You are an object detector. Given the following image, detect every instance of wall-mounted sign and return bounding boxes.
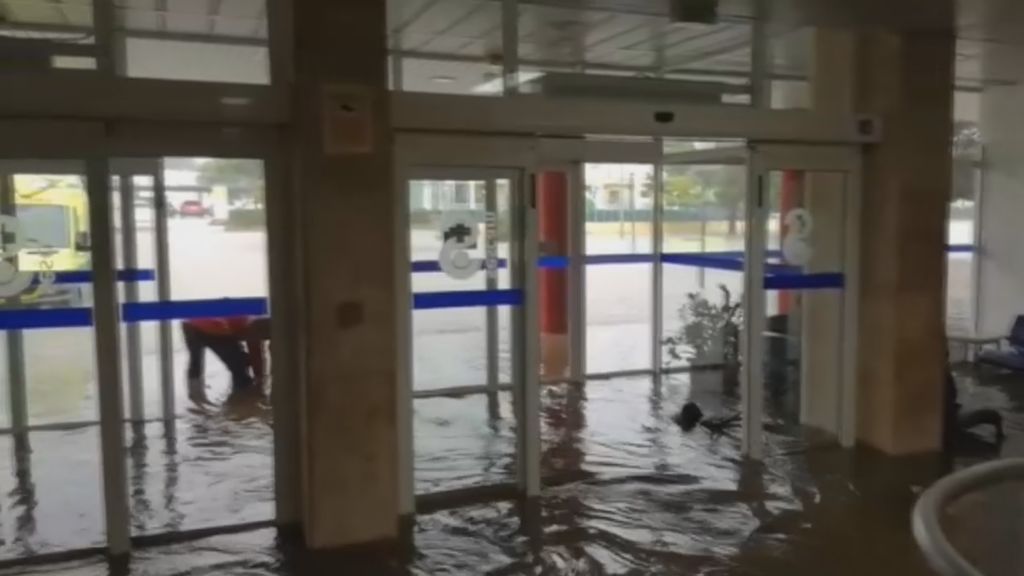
[322,84,374,156]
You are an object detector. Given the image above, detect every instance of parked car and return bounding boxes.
[178,200,209,218]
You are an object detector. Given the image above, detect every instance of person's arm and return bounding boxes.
[248,338,266,381]
[244,318,270,381]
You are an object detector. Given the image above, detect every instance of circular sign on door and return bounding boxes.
[781,208,814,266]
[439,211,484,280]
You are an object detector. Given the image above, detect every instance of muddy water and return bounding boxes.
[3,368,1024,575]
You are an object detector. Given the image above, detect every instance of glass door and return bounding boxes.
[404,167,538,505]
[745,145,861,458]
[110,157,275,539]
[0,159,111,560]
[659,149,748,425]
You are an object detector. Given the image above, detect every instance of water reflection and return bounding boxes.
[4,367,1024,575]
[0,384,275,562]
[9,434,38,555]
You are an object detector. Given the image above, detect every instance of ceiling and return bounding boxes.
[0,0,1018,93]
[388,0,1024,94]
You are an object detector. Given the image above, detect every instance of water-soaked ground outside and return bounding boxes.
[2,361,1022,576]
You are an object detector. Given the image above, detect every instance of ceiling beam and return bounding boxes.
[0,21,269,47]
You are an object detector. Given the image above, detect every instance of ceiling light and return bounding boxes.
[431,75,457,84]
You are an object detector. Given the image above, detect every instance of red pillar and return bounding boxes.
[778,170,804,315]
[538,171,569,377]
[539,171,569,334]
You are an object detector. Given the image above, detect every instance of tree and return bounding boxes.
[695,165,746,235]
[197,159,265,206]
[664,173,705,207]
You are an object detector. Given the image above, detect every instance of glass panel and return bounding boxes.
[0,161,103,560]
[947,129,979,336]
[409,173,519,494]
[412,178,491,391]
[128,157,272,535]
[388,0,501,95]
[660,163,746,422]
[112,173,162,421]
[518,6,752,104]
[116,1,270,84]
[584,163,653,375]
[0,0,96,73]
[762,170,846,449]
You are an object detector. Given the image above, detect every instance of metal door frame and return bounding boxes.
[745,143,863,458]
[0,121,290,563]
[395,134,540,515]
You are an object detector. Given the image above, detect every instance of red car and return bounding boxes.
[178,200,209,218]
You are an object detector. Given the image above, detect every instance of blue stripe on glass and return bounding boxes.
[946,244,975,253]
[413,289,524,310]
[0,307,93,330]
[661,253,744,272]
[43,269,157,285]
[765,273,845,291]
[538,256,570,269]
[123,298,269,322]
[585,254,655,265]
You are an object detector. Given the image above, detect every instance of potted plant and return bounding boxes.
[663,285,743,395]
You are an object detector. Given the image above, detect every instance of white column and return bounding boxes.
[978,41,1024,336]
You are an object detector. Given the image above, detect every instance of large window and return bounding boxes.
[946,88,981,335]
[388,0,757,102]
[0,0,271,84]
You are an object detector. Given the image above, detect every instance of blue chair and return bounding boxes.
[978,315,1024,371]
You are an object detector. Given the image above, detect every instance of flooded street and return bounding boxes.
[3,363,1022,575]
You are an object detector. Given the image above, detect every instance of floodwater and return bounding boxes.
[0,212,990,574]
[3,364,1023,575]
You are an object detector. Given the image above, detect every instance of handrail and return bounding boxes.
[912,458,1024,576]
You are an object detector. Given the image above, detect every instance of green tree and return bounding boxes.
[663,172,705,208]
[197,159,265,206]
[695,166,746,235]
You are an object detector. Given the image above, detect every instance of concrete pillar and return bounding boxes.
[806,24,953,453]
[291,0,398,548]
[853,27,954,454]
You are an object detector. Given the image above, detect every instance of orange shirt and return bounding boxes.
[185,316,266,378]
[185,316,253,337]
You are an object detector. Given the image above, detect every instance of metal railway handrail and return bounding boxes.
[912,458,1024,576]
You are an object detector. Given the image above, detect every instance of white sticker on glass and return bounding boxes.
[439,211,483,280]
[781,208,813,267]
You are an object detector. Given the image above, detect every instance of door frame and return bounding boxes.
[394,134,541,515]
[744,143,863,458]
[0,120,291,561]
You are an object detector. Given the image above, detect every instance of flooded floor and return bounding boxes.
[2,363,1023,575]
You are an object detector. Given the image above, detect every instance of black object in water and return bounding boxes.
[673,402,741,435]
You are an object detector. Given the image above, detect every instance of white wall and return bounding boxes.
[978,43,1024,335]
